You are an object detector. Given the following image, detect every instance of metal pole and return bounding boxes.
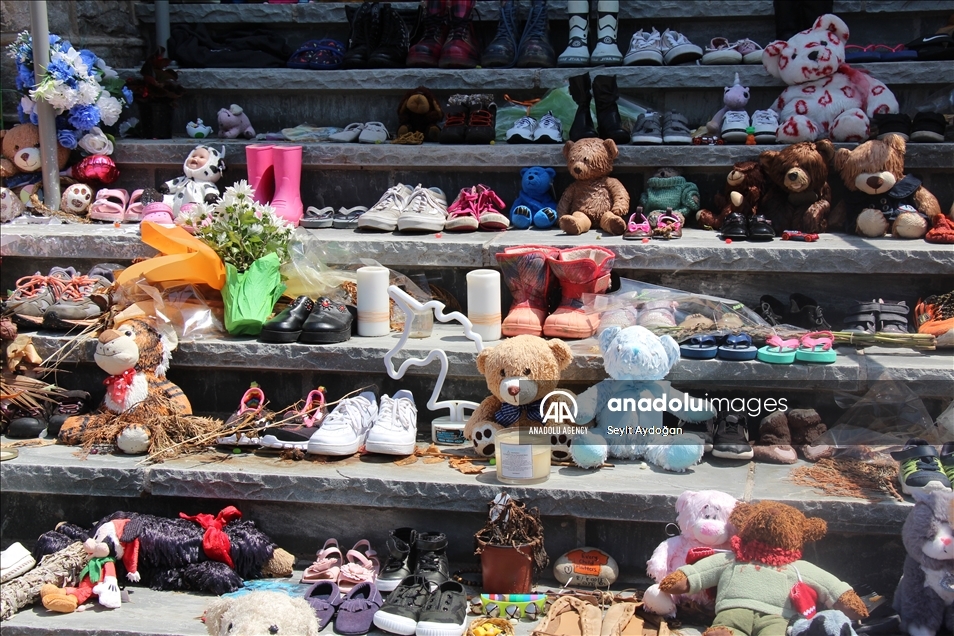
[30,0,60,210]
[155,0,170,53]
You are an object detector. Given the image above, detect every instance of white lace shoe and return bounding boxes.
[357,184,414,231]
[306,391,378,456]
[751,109,779,143]
[397,185,448,232]
[721,110,751,144]
[358,121,390,144]
[533,111,563,143]
[660,29,703,65]
[507,116,537,144]
[624,28,664,66]
[364,390,418,456]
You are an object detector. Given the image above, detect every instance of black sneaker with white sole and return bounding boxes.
[377,528,418,593]
[373,574,431,636]
[678,417,715,453]
[890,438,952,496]
[415,581,468,636]
[414,532,450,584]
[711,413,754,460]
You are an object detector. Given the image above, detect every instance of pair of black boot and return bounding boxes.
[568,73,628,145]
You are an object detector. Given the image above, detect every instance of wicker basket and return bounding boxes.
[466,617,515,636]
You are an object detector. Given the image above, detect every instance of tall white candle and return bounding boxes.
[467,269,501,342]
[357,266,390,337]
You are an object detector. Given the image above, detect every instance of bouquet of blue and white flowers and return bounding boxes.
[6,31,132,153]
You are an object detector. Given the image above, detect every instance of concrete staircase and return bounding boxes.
[1,2,953,633]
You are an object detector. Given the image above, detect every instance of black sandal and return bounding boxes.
[789,293,831,330]
[759,295,787,326]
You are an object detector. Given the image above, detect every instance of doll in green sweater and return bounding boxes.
[639,168,701,229]
[660,500,868,636]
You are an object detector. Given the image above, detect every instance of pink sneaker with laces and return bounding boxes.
[475,184,509,231]
[444,186,480,232]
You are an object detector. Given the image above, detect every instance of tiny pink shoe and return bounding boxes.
[123,189,145,222]
[337,539,379,594]
[475,184,509,231]
[89,188,128,222]
[140,201,176,226]
[444,187,480,232]
[302,538,343,584]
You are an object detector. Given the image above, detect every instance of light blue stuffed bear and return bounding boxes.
[570,325,715,472]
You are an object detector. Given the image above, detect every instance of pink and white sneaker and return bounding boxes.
[443,187,480,232]
[475,185,510,231]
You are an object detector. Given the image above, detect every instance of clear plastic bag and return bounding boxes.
[280,237,356,301]
[113,277,226,341]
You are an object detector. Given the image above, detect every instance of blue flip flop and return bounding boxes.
[680,335,719,359]
[718,333,758,361]
[288,39,326,69]
[309,39,346,70]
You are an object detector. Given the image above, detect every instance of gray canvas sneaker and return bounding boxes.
[397,185,448,232]
[358,184,414,232]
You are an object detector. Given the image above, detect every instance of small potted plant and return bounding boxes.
[125,48,184,139]
[474,493,548,594]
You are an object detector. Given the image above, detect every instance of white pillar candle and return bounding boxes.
[467,269,502,342]
[357,266,390,337]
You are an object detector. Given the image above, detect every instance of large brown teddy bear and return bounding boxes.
[697,161,765,230]
[759,140,835,234]
[0,123,71,180]
[557,138,629,236]
[464,335,573,458]
[830,134,942,239]
[396,86,443,143]
[660,500,868,636]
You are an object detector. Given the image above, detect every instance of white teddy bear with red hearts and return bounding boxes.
[763,14,899,143]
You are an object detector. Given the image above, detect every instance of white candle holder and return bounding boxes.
[466,269,502,342]
[357,266,390,337]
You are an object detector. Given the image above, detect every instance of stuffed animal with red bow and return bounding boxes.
[57,317,191,454]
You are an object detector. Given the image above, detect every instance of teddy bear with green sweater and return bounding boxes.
[639,168,701,229]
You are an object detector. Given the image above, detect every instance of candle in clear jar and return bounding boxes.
[466,269,501,342]
[356,266,390,337]
[495,430,550,484]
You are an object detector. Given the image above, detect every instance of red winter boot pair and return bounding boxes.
[407,0,480,69]
[245,145,304,226]
[495,246,615,339]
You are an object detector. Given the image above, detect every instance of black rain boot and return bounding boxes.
[368,3,410,68]
[592,75,629,144]
[568,72,597,141]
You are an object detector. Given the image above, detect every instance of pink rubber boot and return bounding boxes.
[245,144,275,204]
[270,145,304,226]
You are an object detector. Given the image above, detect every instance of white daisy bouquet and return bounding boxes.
[6,31,131,152]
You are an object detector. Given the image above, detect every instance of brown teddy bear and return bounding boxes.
[759,140,835,234]
[396,86,443,143]
[660,500,869,636]
[697,161,765,230]
[0,123,71,180]
[830,134,942,239]
[557,138,630,236]
[464,335,573,458]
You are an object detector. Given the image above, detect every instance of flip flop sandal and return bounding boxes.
[301,206,335,229]
[845,44,882,63]
[89,188,128,222]
[124,189,145,222]
[680,334,719,359]
[872,44,917,62]
[795,331,837,364]
[302,538,343,583]
[718,333,758,361]
[337,540,379,594]
[288,39,328,69]
[623,208,651,240]
[309,39,346,70]
[756,335,799,364]
[334,206,368,229]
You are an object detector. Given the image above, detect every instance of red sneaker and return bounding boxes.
[439,0,480,69]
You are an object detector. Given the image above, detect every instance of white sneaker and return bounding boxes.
[660,29,703,65]
[0,542,35,583]
[306,391,378,456]
[532,112,563,143]
[721,110,751,144]
[329,123,364,143]
[358,121,390,144]
[751,109,779,143]
[506,116,537,144]
[397,185,448,232]
[623,28,664,66]
[357,184,414,231]
[364,390,418,456]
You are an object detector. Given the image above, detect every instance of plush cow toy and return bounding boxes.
[763,14,898,143]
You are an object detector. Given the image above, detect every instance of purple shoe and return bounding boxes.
[335,581,384,635]
[304,580,341,630]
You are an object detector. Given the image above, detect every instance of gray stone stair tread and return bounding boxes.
[0,440,910,534]
[105,138,954,171]
[117,62,954,91]
[135,0,954,24]
[4,224,953,274]
[24,326,954,390]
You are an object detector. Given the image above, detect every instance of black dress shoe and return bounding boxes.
[259,296,315,343]
[721,212,748,240]
[300,297,354,344]
[748,214,775,241]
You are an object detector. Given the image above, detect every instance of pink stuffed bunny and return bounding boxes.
[707,73,750,135]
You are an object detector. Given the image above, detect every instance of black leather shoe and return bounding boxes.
[748,214,775,241]
[259,296,315,343]
[300,297,354,344]
[46,389,92,438]
[721,212,748,240]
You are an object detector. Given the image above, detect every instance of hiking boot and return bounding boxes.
[915,293,954,340]
[515,0,555,68]
[558,0,590,66]
[543,247,615,339]
[416,581,468,636]
[891,439,952,495]
[46,390,93,438]
[343,1,383,69]
[592,75,628,144]
[358,184,414,231]
[414,532,450,584]
[397,185,448,232]
[42,273,112,330]
[407,0,447,67]
[378,528,418,593]
[465,96,497,144]
[495,245,560,337]
[439,0,480,69]
[711,412,754,460]
[439,98,469,145]
[482,0,518,67]
[372,574,431,635]
[568,73,597,142]
[368,3,410,68]
[2,267,75,326]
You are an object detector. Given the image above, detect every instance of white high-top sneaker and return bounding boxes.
[558,0,590,66]
[590,0,622,65]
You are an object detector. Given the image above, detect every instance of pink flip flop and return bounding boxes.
[302,538,343,584]
[89,188,128,222]
[124,189,145,222]
[337,540,379,594]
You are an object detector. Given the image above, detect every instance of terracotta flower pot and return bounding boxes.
[478,540,534,594]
